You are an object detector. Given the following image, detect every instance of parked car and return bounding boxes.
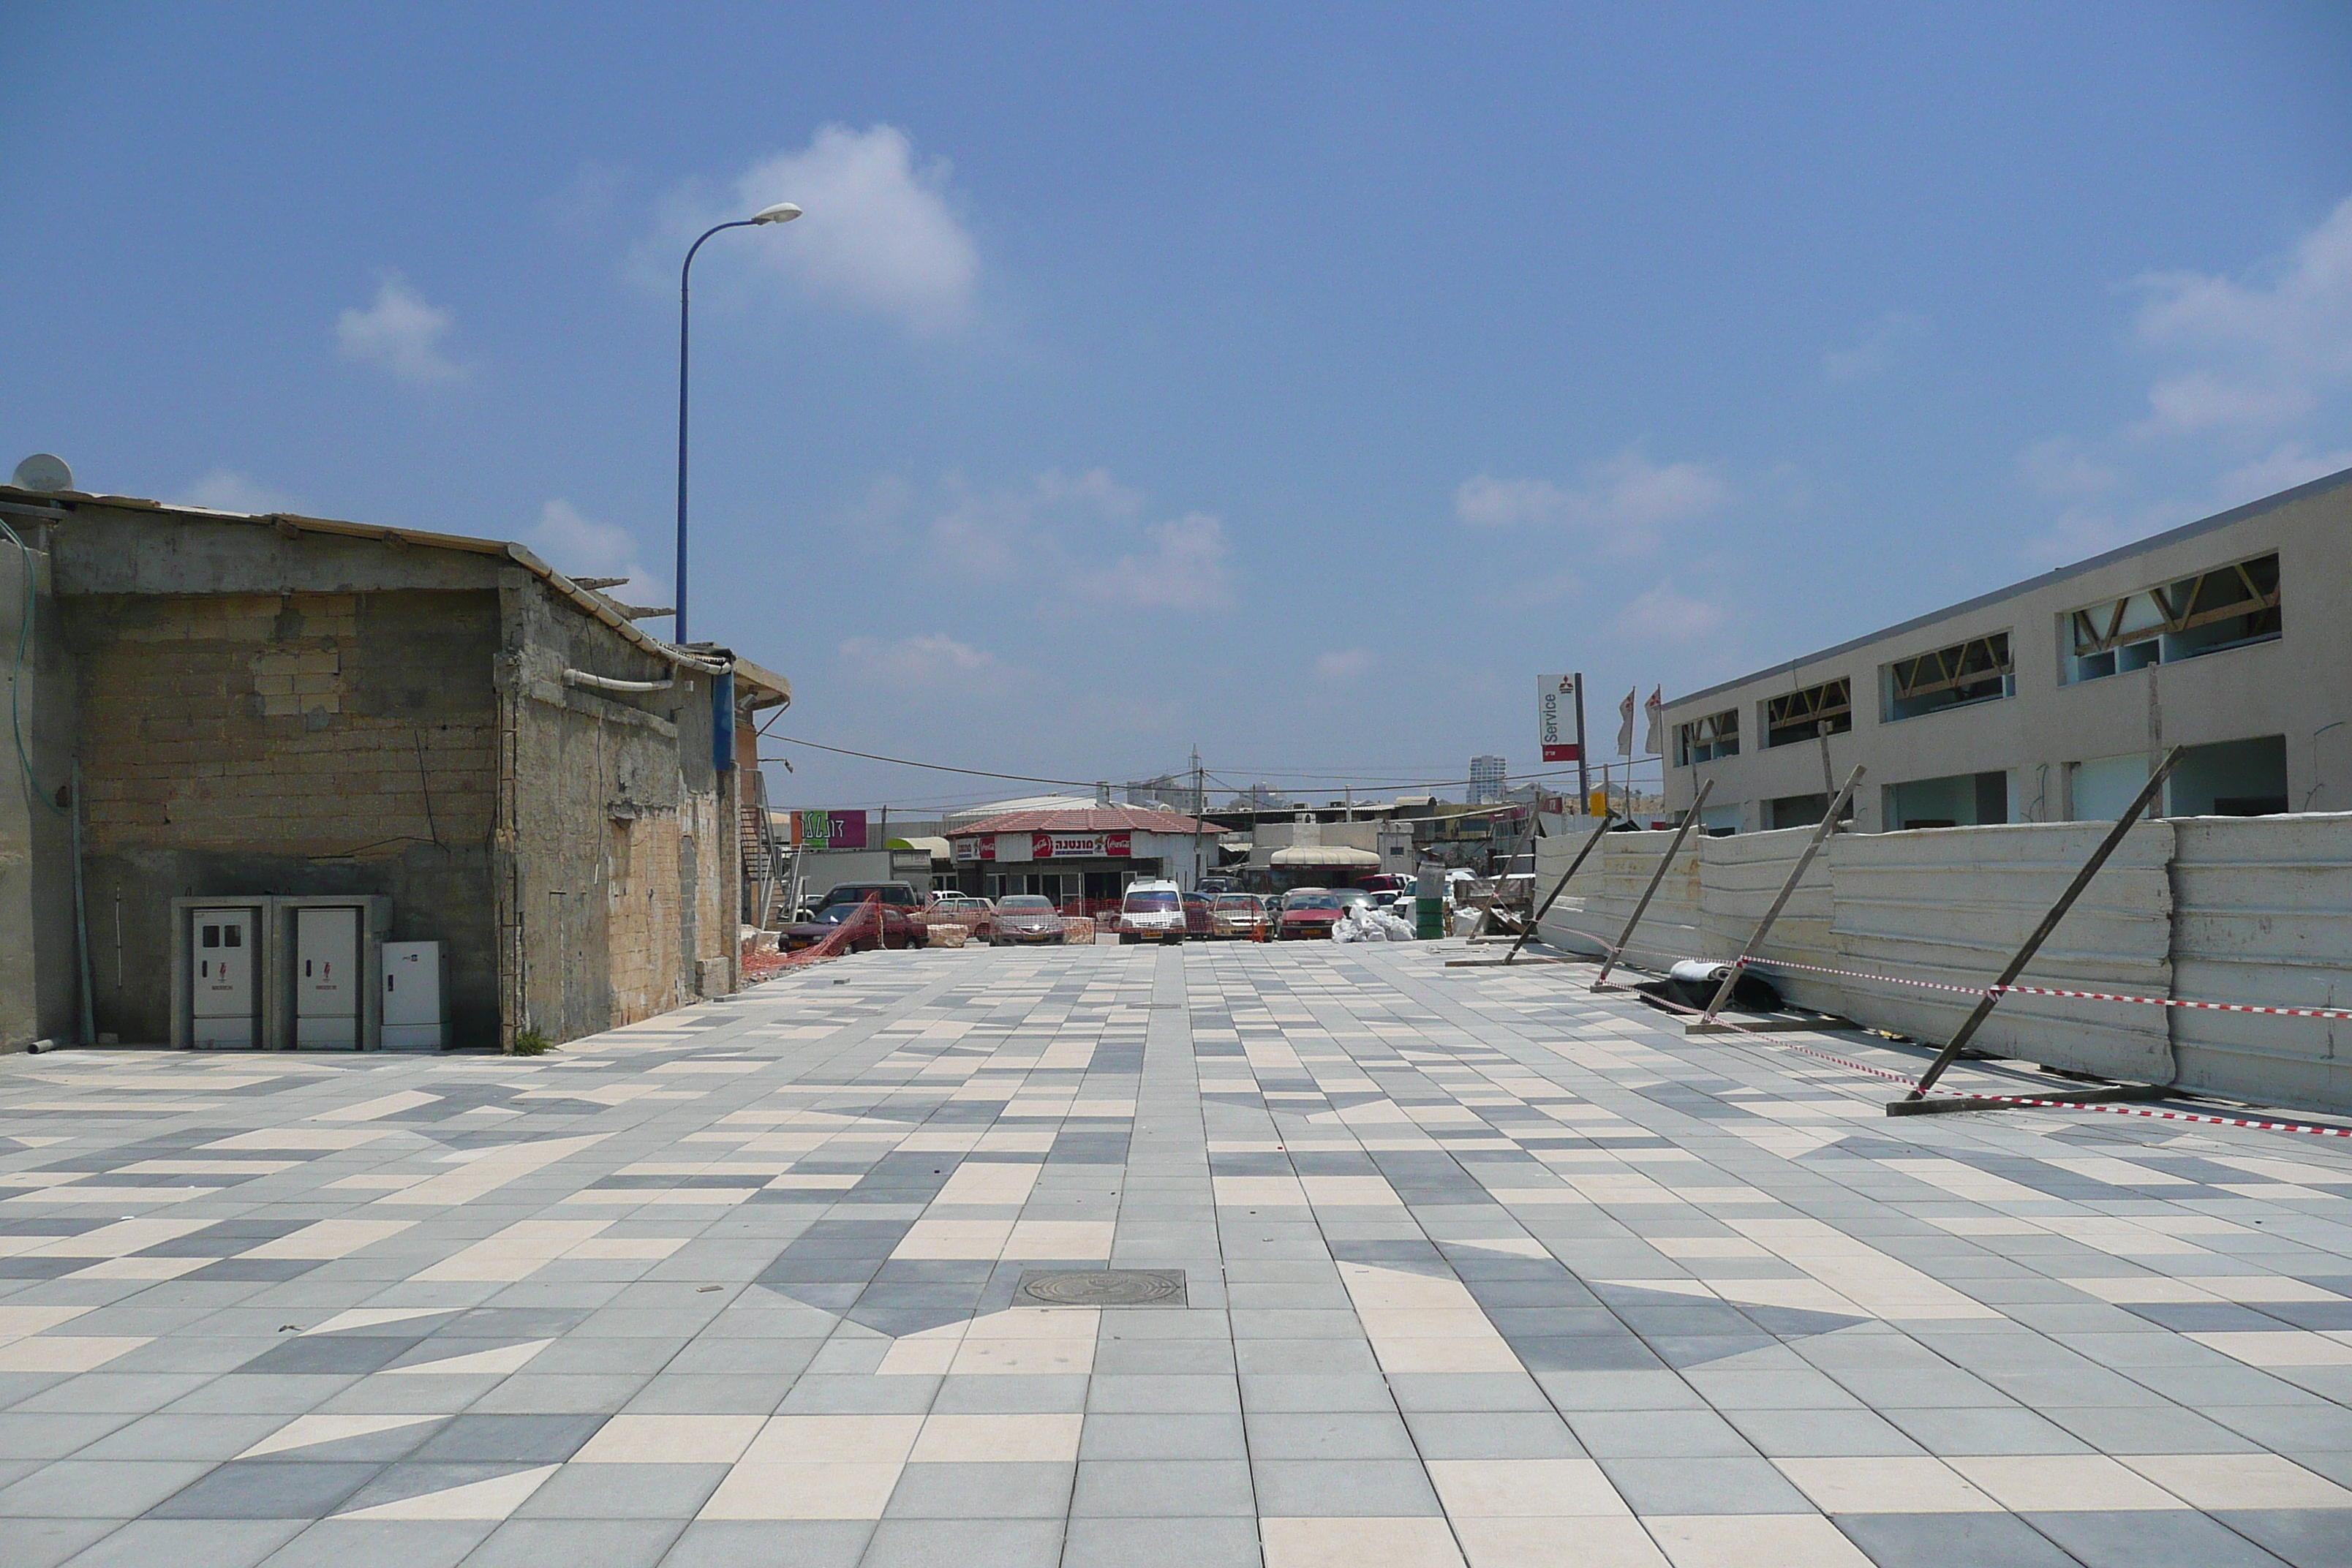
[925,893,995,941]
[1117,880,1187,946]
[779,897,929,953]
[1360,872,1411,895]
[991,894,1066,945]
[1209,892,1269,940]
[1182,890,1214,940]
[1278,888,1347,941]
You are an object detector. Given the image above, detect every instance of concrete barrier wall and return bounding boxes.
[1700,827,1842,1015]
[1828,821,2175,1082]
[2171,815,2352,1109]
[1529,810,2352,1115]
[1538,829,1704,967]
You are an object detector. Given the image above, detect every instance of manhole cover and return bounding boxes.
[1017,1269,1186,1307]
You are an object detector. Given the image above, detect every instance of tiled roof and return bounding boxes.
[953,804,1220,835]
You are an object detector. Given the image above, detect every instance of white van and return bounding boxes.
[1117,879,1186,946]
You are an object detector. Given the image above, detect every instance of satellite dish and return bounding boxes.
[10,453,73,493]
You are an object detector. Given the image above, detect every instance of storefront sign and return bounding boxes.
[1027,830,1139,860]
[790,808,868,849]
[951,836,995,862]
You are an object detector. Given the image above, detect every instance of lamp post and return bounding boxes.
[675,201,801,644]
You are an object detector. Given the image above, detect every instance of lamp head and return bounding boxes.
[751,203,803,225]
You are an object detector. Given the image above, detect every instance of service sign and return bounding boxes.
[790,808,868,849]
[1537,673,1583,764]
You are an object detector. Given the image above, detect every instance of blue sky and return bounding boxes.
[5,4,2350,814]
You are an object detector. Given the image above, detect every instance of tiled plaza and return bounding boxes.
[7,941,2352,1568]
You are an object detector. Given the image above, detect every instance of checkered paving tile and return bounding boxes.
[4,941,2352,1566]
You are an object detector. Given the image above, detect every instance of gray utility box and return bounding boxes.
[380,941,446,1050]
[172,896,392,1050]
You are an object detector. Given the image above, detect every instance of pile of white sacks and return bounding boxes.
[1331,905,1417,942]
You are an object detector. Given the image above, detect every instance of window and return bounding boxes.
[1764,679,1851,748]
[1675,709,1738,766]
[2065,551,2280,684]
[1886,633,2013,721]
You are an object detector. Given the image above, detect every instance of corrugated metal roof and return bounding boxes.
[0,483,789,701]
[954,804,1220,835]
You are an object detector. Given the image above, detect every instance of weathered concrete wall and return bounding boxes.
[62,588,502,1047]
[1537,829,1705,969]
[0,523,83,1052]
[497,570,739,1045]
[1700,827,1842,1015]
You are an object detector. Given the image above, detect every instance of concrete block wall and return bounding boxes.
[63,588,503,1047]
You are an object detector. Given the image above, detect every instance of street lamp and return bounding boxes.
[675,200,801,644]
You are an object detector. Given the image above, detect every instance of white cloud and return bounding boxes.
[1070,514,1233,610]
[1823,311,1929,383]
[838,633,1010,693]
[652,125,979,335]
[2132,195,2352,435]
[1454,453,1730,554]
[1615,581,1726,642]
[1312,648,1375,684]
[336,274,467,385]
[529,500,666,605]
[2016,437,2119,500]
[2214,442,2352,508]
[177,468,295,515]
[2138,371,2313,436]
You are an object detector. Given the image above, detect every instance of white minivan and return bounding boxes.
[1117,879,1186,946]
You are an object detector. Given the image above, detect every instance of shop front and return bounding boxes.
[944,804,1219,905]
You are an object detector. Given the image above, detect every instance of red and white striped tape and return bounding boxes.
[1624,981,2352,1140]
[1739,957,2352,1021]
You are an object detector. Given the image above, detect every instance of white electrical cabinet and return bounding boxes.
[189,906,260,1047]
[172,895,391,1049]
[295,905,361,1047]
[380,941,445,1049]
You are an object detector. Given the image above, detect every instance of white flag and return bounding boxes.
[1616,688,1636,758]
[1643,686,1664,755]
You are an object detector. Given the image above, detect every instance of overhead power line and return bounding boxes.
[764,734,1596,797]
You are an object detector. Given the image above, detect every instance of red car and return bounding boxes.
[780,897,929,953]
[1182,891,1215,940]
[1277,889,1346,941]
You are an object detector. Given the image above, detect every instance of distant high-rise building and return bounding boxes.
[1469,755,1508,805]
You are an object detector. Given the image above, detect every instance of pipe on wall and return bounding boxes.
[562,668,675,695]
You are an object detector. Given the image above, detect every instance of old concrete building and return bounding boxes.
[1660,465,2348,834]
[0,483,786,1054]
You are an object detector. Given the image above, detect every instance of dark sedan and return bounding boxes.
[1182,891,1214,940]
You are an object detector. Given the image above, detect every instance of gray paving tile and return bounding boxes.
[862,1518,1065,1568]
[886,1460,1074,1518]
[0,1460,216,1518]
[1831,1512,2081,1568]
[1249,1458,1441,1515]
[656,1520,873,1568]
[1594,1455,1814,1515]
[1071,1459,1256,1516]
[56,1518,309,1568]
[1062,1516,1262,1568]
[2210,1509,2352,1568]
[2023,1508,2298,1568]
[451,1517,683,1568]
[253,1519,495,1568]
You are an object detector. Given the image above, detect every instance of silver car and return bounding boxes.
[990,894,1066,945]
